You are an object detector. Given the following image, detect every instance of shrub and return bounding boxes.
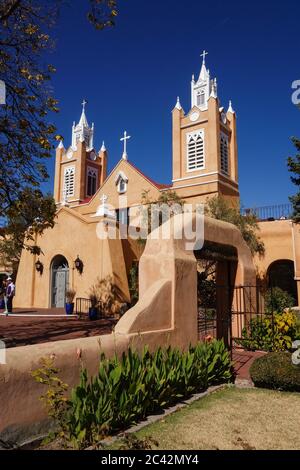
[237,311,299,352]
[250,352,300,392]
[265,287,295,313]
[66,288,76,304]
[33,340,233,448]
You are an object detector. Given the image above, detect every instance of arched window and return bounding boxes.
[64,167,75,198]
[115,171,128,194]
[220,133,229,175]
[87,167,98,197]
[187,130,205,171]
[197,90,205,107]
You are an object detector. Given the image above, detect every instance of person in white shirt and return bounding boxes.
[5,277,15,316]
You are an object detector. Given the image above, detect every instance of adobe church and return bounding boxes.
[14,53,300,309]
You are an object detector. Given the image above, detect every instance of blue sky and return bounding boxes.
[45,0,300,208]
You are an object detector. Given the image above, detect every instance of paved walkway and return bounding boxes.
[0,308,117,348]
[232,349,266,384]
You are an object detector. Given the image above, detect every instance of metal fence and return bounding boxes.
[241,204,293,221]
[198,285,275,351]
[76,298,91,316]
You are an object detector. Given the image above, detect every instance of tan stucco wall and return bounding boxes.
[254,219,300,304]
[1,215,255,444]
[172,96,239,204]
[15,208,130,309]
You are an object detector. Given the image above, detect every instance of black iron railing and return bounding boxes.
[241,204,293,221]
[76,298,91,316]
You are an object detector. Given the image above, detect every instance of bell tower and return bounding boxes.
[172,52,239,205]
[54,102,107,206]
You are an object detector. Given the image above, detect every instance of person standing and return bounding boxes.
[1,279,8,315]
[5,277,15,316]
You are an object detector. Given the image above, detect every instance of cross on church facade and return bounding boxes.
[201,50,208,64]
[82,99,87,110]
[100,194,108,205]
[121,131,131,160]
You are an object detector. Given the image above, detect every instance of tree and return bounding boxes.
[205,195,265,256]
[0,1,118,270]
[0,0,118,218]
[0,188,57,275]
[287,137,300,223]
[140,189,185,234]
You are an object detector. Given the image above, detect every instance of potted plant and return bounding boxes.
[65,288,76,315]
[88,292,99,321]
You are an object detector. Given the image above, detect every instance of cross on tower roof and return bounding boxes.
[201,50,208,65]
[120,131,131,160]
[81,99,87,110]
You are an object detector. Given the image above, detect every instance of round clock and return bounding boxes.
[67,148,73,159]
[190,111,200,122]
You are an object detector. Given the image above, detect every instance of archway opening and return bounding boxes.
[195,241,238,346]
[267,259,298,304]
[51,255,69,308]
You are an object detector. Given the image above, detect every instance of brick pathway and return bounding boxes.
[233,349,266,383]
[0,308,117,348]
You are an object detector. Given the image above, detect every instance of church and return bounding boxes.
[14,53,300,310]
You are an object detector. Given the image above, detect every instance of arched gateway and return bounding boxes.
[51,255,69,308]
[116,214,256,350]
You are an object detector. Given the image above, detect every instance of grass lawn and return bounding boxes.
[112,387,300,450]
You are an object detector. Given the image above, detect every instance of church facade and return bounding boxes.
[14,54,300,309]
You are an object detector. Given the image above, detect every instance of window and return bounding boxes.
[87,167,98,197]
[119,179,126,193]
[220,133,229,175]
[64,167,75,198]
[115,171,128,194]
[197,90,205,107]
[187,130,205,171]
[116,208,130,226]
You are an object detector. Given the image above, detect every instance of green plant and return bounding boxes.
[237,311,299,352]
[31,357,70,442]
[33,340,233,449]
[128,263,139,306]
[250,352,300,392]
[264,287,295,313]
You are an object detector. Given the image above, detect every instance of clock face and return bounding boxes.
[67,149,73,159]
[190,111,200,122]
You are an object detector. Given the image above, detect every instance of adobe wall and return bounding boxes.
[0,215,255,446]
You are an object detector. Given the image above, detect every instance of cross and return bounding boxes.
[201,50,208,65]
[81,99,87,111]
[100,194,108,205]
[120,131,131,159]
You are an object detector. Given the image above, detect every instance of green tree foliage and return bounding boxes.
[205,195,265,256]
[0,1,118,269]
[287,137,300,223]
[0,0,118,217]
[0,188,56,274]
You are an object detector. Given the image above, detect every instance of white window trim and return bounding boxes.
[86,166,98,197]
[186,129,205,173]
[115,171,129,194]
[220,132,229,176]
[63,166,75,198]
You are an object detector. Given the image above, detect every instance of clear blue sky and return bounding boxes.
[44,0,300,208]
